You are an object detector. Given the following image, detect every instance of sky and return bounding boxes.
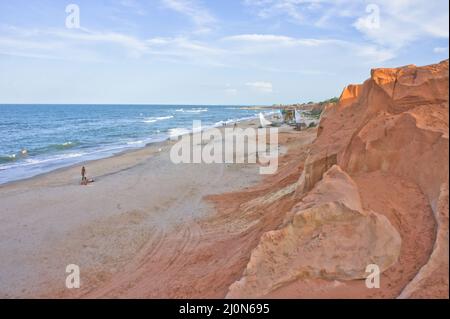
[0,0,448,105]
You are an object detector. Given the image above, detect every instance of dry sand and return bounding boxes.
[1,60,448,299]
[0,119,293,298]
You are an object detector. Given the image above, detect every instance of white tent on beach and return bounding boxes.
[259,113,272,128]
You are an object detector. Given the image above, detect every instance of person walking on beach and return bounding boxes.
[81,166,86,185]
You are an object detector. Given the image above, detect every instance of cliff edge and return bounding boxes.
[228,60,449,298]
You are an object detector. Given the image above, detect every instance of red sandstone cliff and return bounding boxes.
[228,60,449,298]
[69,60,448,299]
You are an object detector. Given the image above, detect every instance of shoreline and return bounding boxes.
[0,139,169,189]
[0,115,270,188]
[3,57,446,299]
[0,116,285,297]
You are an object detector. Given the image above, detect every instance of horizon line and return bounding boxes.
[0,103,275,107]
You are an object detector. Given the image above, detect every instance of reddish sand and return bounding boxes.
[248,60,449,299]
[45,129,317,298]
[40,60,448,299]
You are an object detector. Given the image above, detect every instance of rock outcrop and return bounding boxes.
[227,166,401,298]
[228,60,449,298]
[299,60,449,198]
[398,182,449,298]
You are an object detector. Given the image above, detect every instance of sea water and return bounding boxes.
[0,104,276,184]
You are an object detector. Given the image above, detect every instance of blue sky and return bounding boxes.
[0,0,448,105]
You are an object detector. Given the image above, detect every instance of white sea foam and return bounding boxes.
[168,127,191,138]
[187,108,208,113]
[213,119,236,127]
[143,115,174,123]
[213,115,259,128]
[176,108,208,113]
[25,152,85,164]
[1,105,278,184]
[0,152,85,170]
[127,140,145,145]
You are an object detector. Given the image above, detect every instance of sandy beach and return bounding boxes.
[0,118,295,298]
[1,61,448,299]
[1,0,448,304]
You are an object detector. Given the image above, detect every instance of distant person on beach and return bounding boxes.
[81,166,87,185]
[81,166,94,185]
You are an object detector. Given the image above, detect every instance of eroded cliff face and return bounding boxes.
[228,60,449,298]
[227,166,401,298]
[301,60,449,200]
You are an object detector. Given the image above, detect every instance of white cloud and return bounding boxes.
[0,26,226,63]
[222,33,393,63]
[242,0,354,25]
[161,0,216,33]
[0,24,398,70]
[434,47,449,54]
[353,44,395,63]
[353,1,449,49]
[243,0,449,59]
[246,81,273,93]
[244,0,306,23]
[223,34,343,47]
[224,84,238,96]
[225,34,294,43]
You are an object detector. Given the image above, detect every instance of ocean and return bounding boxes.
[0,104,275,184]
